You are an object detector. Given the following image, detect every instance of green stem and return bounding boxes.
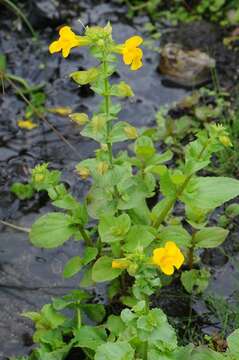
[78,224,92,246]
[143,341,148,360]
[188,232,196,269]
[102,58,120,207]
[76,308,81,330]
[103,60,113,166]
[6,73,30,90]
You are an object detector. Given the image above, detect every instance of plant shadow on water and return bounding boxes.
[1,0,239,358]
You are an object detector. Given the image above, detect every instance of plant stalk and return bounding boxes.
[188,232,196,269]
[103,60,113,167]
[78,224,92,246]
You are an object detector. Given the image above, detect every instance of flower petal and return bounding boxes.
[59,26,75,38]
[173,251,185,270]
[165,241,179,256]
[152,248,165,266]
[49,40,62,54]
[62,46,71,58]
[160,261,174,275]
[131,58,142,71]
[125,35,143,48]
[123,50,134,65]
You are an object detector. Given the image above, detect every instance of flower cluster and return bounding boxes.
[49,26,143,70]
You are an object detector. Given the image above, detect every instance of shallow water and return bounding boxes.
[0,0,239,358]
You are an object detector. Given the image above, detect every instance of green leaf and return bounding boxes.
[181,269,210,294]
[123,225,155,252]
[52,290,89,310]
[109,122,130,143]
[92,256,122,282]
[52,193,79,210]
[81,304,106,323]
[70,67,99,85]
[30,213,75,248]
[117,177,150,210]
[146,150,173,166]
[74,326,107,351]
[99,214,131,243]
[158,225,191,247]
[86,186,116,219]
[81,114,107,143]
[135,136,155,160]
[63,256,82,278]
[34,344,71,360]
[227,329,239,358]
[194,227,229,248]
[184,177,239,210]
[11,182,34,200]
[95,341,135,360]
[191,346,224,360]
[79,267,94,288]
[82,247,98,265]
[106,315,125,336]
[37,304,66,329]
[0,54,7,72]
[121,309,136,323]
[110,81,134,97]
[226,203,239,218]
[137,308,177,351]
[157,166,176,198]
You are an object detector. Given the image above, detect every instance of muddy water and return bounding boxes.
[0,0,238,358]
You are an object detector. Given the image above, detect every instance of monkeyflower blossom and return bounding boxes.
[121,36,143,71]
[152,241,184,275]
[49,26,90,58]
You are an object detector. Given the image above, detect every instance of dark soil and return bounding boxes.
[0,0,239,358]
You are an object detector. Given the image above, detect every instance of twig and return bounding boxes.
[0,220,30,233]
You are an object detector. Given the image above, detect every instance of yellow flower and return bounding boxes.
[49,26,89,58]
[152,241,184,276]
[121,36,143,71]
[17,120,38,130]
[112,259,129,270]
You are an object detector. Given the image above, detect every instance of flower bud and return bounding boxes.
[34,174,44,182]
[97,161,109,175]
[112,259,129,270]
[124,125,138,139]
[97,39,105,47]
[76,166,90,180]
[219,135,232,147]
[101,143,108,151]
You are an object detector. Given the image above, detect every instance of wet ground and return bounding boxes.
[0,0,239,358]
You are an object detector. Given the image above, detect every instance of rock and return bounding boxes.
[159,43,216,87]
